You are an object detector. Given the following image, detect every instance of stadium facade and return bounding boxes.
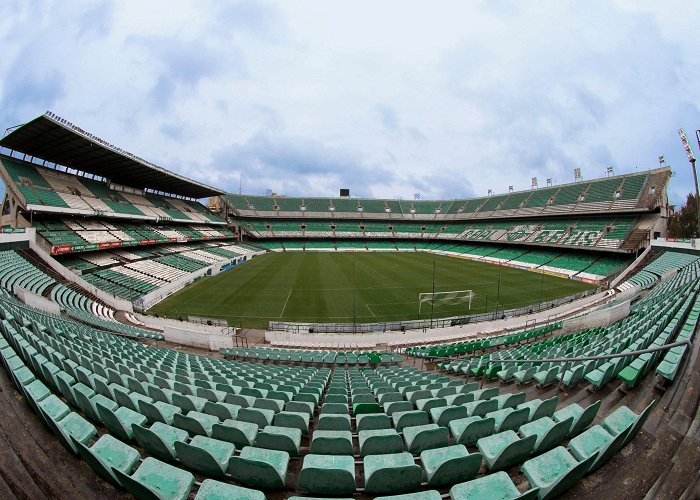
[0,112,697,500]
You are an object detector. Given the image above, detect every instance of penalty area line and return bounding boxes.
[280,289,293,318]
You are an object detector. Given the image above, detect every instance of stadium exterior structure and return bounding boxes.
[0,113,697,500]
[0,111,673,333]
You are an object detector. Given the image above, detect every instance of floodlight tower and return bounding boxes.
[678,129,700,237]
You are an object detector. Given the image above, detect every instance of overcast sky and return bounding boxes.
[0,1,699,206]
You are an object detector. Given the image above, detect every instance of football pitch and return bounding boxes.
[147,251,596,329]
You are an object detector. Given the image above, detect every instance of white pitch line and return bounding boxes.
[279,289,293,318]
[365,303,376,317]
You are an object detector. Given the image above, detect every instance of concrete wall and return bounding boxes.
[14,286,61,315]
[133,312,235,335]
[163,324,235,351]
[651,237,700,253]
[610,246,651,288]
[136,264,222,311]
[564,299,630,332]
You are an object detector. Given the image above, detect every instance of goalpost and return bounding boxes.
[418,290,474,315]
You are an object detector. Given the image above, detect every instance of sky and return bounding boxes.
[0,1,699,206]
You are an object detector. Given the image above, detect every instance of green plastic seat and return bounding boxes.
[74,386,114,423]
[352,393,376,404]
[375,491,442,500]
[197,387,227,403]
[567,424,627,472]
[113,456,195,500]
[274,410,310,434]
[353,402,382,414]
[517,396,558,422]
[356,412,391,432]
[364,451,422,494]
[430,405,470,427]
[416,397,448,413]
[203,401,240,421]
[486,407,530,433]
[139,400,181,425]
[534,366,560,387]
[194,479,265,500]
[285,400,314,416]
[464,398,498,417]
[238,407,276,429]
[225,393,256,407]
[175,435,235,477]
[294,392,319,405]
[96,403,147,441]
[254,425,302,456]
[471,387,499,400]
[321,402,349,414]
[392,410,429,432]
[602,401,655,446]
[406,389,432,404]
[449,416,495,446]
[421,444,481,487]
[133,422,189,461]
[298,454,357,495]
[326,394,349,404]
[513,367,537,385]
[403,423,449,454]
[477,430,537,471]
[560,365,585,387]
[378,392,403,406]
[228,446,289,490]
[310,430,354,455]
[172,393,208,412]
[148,384,175,404]
[24,378,51,403]
[384,400,413,416]
[519,416,573,453]
[44,410,97,455]
[114,387,154,413]
[254,398,284,413]
[552,400,601,436]
[73,434,140,487]
[521,446,596,499]
[317,413,352,431]
[359,428,404,456]
[444,392,474,406]
[212,418,258,447]
[37,394,70,422]
[449,471,539,499]
[173,410,219,437]
[492,392,527,410]
[194,478,265,499]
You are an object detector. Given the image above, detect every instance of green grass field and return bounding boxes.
[148,252,596,329]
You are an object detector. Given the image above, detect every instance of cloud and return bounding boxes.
[128,35,242,111]
[76,1,115,40]
[0,1,698,207]
[0,68,65,125]
[376,104,427,144]
[207,131,398,198]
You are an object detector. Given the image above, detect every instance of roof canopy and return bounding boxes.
[0,112,224,199]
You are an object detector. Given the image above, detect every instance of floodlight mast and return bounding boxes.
[678,129,700,237]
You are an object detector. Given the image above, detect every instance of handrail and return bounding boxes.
[438,339,693,392]
[458,339,692,366]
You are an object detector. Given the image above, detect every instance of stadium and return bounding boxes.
[0,108,696,500]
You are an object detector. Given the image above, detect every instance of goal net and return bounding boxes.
[418,290,474,315]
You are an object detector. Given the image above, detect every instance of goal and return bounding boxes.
[418,290,474,315]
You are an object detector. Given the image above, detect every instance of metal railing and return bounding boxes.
[435,339,693,392]
[270,288,600,334]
